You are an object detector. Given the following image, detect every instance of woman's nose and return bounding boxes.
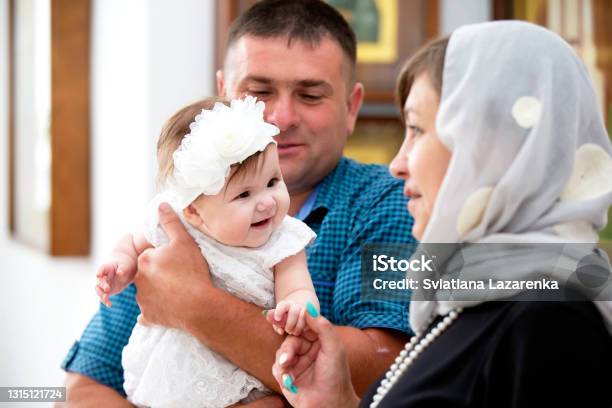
[389,138,410,180]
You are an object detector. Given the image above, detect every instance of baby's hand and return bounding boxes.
[95,256,136,307]
[267,300,307,336]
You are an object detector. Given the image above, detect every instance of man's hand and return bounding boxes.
[58,373,134,407]
[134,203,212,329]
[228,395,286,407]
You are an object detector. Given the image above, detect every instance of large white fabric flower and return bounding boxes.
[209,97,277,164]
[168,96,279,209]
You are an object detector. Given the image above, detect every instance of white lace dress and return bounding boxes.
[122,215,316,408]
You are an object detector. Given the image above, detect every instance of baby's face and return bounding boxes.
[187,145,290,248]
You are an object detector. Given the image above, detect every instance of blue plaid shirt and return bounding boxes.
[62,157,417,394]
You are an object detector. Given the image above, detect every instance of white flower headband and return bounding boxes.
[169,96,279,209]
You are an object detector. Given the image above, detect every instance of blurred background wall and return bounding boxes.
[0,0,215,399]
[0,0,610,404]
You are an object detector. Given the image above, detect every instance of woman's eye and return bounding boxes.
[407,125,424,138]
[267,178,278,188]
[236,191,250,199]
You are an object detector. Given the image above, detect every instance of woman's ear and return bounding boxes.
[182,204,203,228]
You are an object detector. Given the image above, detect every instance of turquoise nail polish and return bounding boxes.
[306,301,319,318]
[283,375,298,394]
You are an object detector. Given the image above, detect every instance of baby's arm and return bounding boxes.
[95,232,153,307]
[271,250,320,336]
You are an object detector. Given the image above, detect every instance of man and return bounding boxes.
[61,1,416,406]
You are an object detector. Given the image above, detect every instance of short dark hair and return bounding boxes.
[227,0,356,77]
[396,36,449,121]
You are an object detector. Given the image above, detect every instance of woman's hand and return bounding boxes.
[271,304,360,408]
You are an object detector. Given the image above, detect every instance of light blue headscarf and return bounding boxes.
[409,21,612,334]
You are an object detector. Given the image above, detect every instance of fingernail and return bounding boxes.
[282,374,298,394]
[279,353,288,365]
[306,301,319,318]
[261,309,268,317]
[159,202,171,213]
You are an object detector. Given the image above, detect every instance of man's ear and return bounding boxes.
[182,205,203,228]
[216,70,227,97]
[346,82,364,135]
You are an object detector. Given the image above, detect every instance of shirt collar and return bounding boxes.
[295,157,349,222]
[294,185,320,221]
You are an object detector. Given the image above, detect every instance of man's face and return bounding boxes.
[218,35,363,195]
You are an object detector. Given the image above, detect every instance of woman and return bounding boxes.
[267,21,612,407]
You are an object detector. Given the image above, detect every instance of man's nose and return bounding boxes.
[265,95,300,132]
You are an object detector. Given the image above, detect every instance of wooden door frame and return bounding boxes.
[8,0,91,256]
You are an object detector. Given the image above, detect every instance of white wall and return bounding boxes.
[0,0,89,398]
[0,0,7,239]
[0,0,215,400]
[440,0,492,35]
[91,0,214,262]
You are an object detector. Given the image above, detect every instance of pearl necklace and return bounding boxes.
[370,308,463,408]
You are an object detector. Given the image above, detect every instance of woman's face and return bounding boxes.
[390,73,451,240]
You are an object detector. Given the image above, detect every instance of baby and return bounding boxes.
[95,96,319,407]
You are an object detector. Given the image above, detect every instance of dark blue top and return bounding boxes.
[362,295,612,407]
